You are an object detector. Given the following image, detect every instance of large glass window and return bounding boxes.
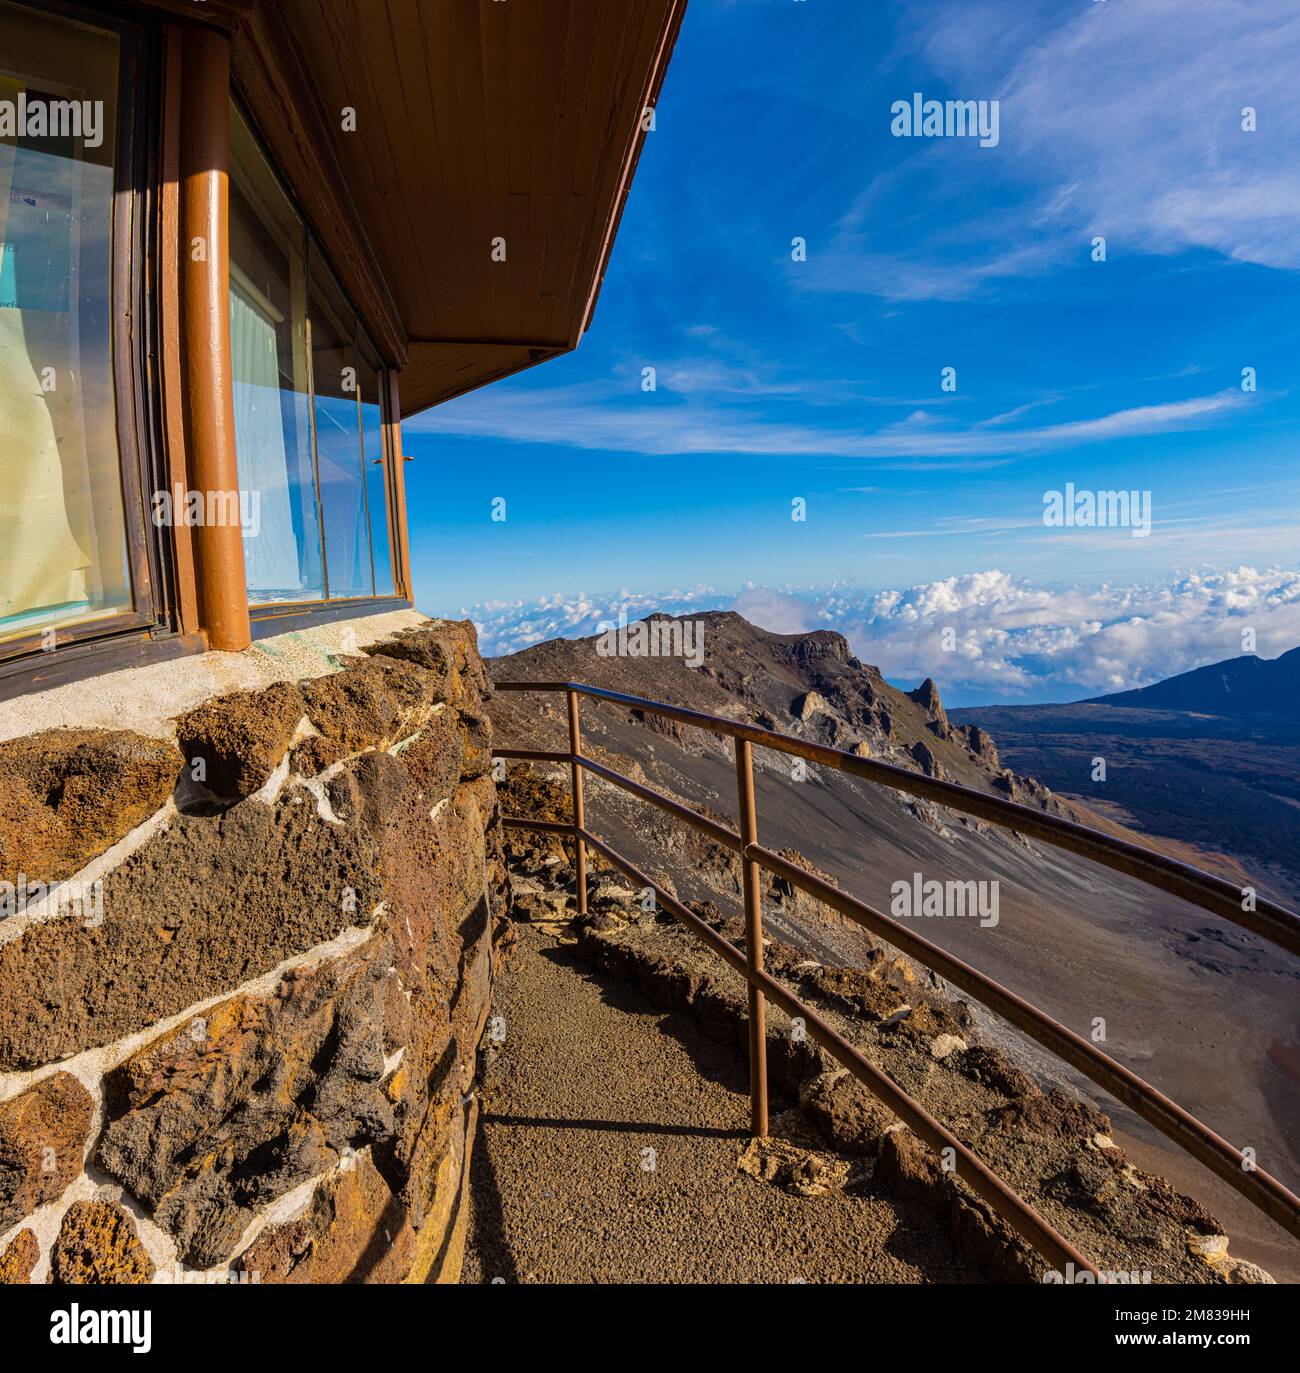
[309,257,370,598]
[229,106,323,603]
[357,342,395,597]
[0,1,130,643]
[230,102,398,606]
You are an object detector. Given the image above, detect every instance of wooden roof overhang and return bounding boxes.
[159,0,685,415]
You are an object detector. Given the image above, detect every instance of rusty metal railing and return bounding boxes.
[492,680,1300,1279]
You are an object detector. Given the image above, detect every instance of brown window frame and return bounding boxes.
[230,94,406,624]
[0,0,180,677]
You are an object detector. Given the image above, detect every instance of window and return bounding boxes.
[229,101,397,606]
[229,104,323,603]
[0,1,132,644]
[357,342,396,597]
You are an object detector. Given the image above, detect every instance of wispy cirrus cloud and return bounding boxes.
[407,381,1245,462]
[805,0,1300,302]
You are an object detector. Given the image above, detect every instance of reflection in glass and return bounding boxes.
[0,2,129,642]
[229,104,324,602]
[309,254,371,598]
[357,346,395,597]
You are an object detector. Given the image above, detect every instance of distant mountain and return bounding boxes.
[1085,647,1300,720]
[953,644,1300,900]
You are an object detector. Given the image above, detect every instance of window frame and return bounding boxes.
[0,0,175,667]
[230,94,404,618]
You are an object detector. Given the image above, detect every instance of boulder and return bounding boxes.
[174,680,305,798]
[48,1200,154,1285]
[96,938,403,1268]
[791,690,831,722]
[234,1152,414,1284]
[800,1071,898,1157]
[0,1072,94,1232]
[0,1228,38,1284]
[0,729,180,885]
[302,658,439,751]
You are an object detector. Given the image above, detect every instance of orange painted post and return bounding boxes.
[179,25,249,651]
[567,689,588,916]
[734,738,769,1137]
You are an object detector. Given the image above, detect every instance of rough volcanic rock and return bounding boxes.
[0,729,180,885]
[906,678,950,734]
[877,1125,947,1209]
[457,709,493,780]
[957,1045,1037,1099]
[96,938,403,1269]
[800,1070,898,1157]
[302,657,439,751]
[737,1130,852,1197]
[174,681,305,798]
[792,690,831,722]
[393,708,467,803]
[1048,1145,1222,1243]
[48,1200,154,1285]
[960,724,1000,770]
[365,619,489,705]
[234,1152,413,1283]
[0,1227,38,1283]
[371,773,498,1230]
[801,965,909,1022]
[328,750,411,836]
[991,1087,1111,1143]
[0,1072,94,1231]
[291,735,351,778]
[908,740,944,779]
[0,785,384,1070]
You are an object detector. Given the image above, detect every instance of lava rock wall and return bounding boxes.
[0,620,504,1284]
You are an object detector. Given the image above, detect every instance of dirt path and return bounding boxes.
[462,921,980,1284]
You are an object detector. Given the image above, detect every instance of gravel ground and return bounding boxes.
[462,922,980,1284]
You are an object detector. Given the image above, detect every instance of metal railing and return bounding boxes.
[493,679,1300,1280]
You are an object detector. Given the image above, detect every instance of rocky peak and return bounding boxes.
[906,677,945,720]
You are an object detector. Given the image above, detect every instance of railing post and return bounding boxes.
[734,738,769,1138]
[567,689,588,916]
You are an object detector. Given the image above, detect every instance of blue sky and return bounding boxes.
[403,0,1300,705]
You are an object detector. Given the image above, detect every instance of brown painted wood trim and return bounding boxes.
[159,24,200,636]
[386,371,414,601]
[230,5,409,370]
[130,0,254,28]
[180,24,251,651]
[579,0,688,342]
[0,630,209,706]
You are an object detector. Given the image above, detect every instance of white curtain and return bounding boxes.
[230,283,302,594]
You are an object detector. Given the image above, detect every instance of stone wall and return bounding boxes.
[0,618,504,1285]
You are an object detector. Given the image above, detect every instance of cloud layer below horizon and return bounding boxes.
[463,565,1300,706]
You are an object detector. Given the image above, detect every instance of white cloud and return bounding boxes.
[761,566,1300,700]
[464,566,1300,703]
[407,380,1243,461]
[811,0,1300,301]
[466,586,729,657]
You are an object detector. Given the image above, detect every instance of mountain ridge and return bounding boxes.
[1083,646,1300,720]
